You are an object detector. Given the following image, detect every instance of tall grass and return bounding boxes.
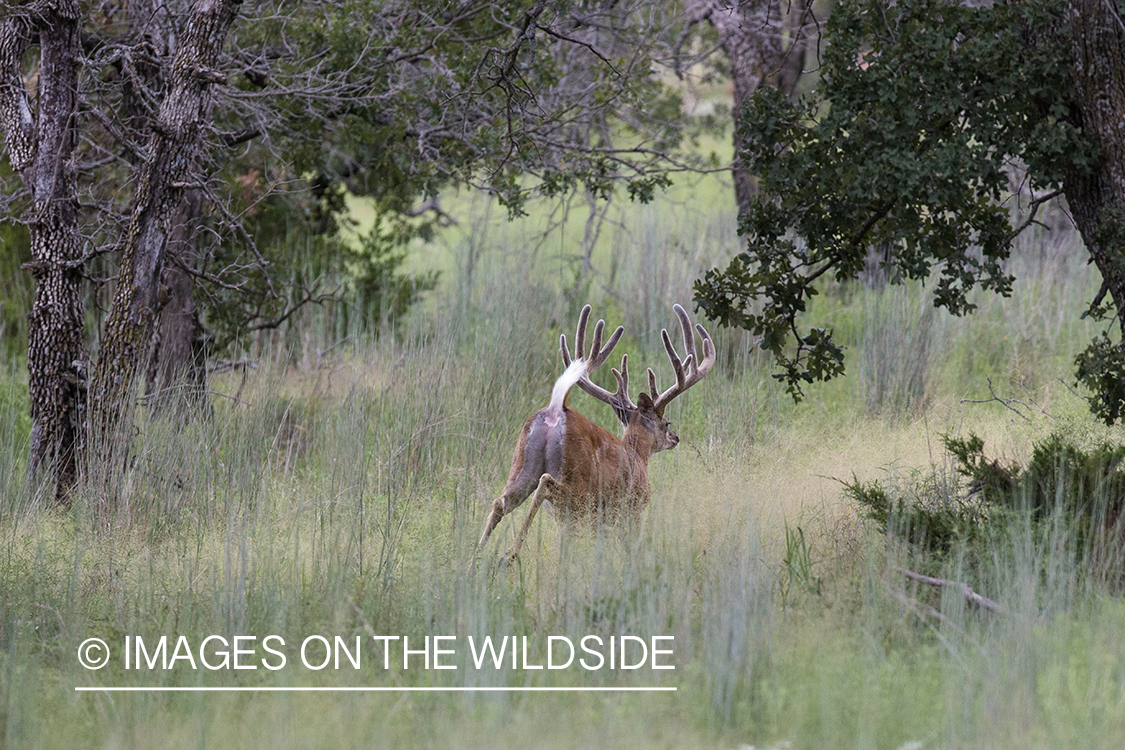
[1,182,1122,748]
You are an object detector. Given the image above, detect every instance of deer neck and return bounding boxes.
[621,425,656,465]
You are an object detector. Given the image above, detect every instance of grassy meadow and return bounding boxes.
[3,172,1125,749]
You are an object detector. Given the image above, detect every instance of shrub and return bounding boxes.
[844,431,1125,575]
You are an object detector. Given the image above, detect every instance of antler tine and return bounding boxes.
[610,354,637,411]
[651,304,716,414]
[661,328,687,389]
[574,304,591,364]
[674,303,697,371]
[589,319,604,365]
[562,304,624,372]
[696,323,716,373]
[589,321,625,370]
[559,304,631,421]
[560,333,573,366]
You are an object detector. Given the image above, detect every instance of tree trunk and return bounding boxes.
[689,1,811,216]
[0,0,86,501]
[146,188,211,416]
[771,0,810,100]
[89,0,240,454]
[124,2,212,418]
[1062,0,1125,336]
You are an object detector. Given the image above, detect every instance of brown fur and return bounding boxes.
[559,407,658,521]
[472,303,711,566]
[475,394,676,562]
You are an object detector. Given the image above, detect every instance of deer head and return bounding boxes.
[561,303,716,458]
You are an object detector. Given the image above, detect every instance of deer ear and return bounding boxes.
[637,392,654,411]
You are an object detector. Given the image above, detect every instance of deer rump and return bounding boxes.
[504,404,648,525]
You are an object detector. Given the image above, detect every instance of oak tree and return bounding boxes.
[1,0,700,501]
[695,0,1125,423]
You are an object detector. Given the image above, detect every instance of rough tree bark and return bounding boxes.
[89,0,240,452]
[1062,0,1125,341]
[771,0,809,99]
[684,0,810,216]
[146,188,211,415]
[0,0,86,500]
[124,1,212,416]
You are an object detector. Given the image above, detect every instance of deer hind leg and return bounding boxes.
[475,415,555,554]
[505,473,560,563]
[476,478,536,553]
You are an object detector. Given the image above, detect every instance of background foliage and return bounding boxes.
[3,1,1125,747]
[694,0,1109,410]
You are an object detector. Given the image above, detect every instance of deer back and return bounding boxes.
[557,406,661,518]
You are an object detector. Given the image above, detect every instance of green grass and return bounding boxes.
[2,181,1124,749]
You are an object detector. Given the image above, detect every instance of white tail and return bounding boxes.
[546,358,586,421]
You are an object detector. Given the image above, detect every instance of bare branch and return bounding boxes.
[898,567,1008,615]
[959,377,1052,422]
[1005,188,1064,244]
[247,283,340,333]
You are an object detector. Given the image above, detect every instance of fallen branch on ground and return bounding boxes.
[897,567,1008,615]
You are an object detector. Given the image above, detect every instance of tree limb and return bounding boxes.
[897,567,1008,614]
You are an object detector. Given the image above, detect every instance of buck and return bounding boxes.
[475,303,715,562]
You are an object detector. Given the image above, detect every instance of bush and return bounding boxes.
[844,431,1125,574]
[346,224,439,331]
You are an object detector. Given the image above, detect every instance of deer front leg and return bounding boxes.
[504,473,560,563]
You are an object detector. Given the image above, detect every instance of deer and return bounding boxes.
[474,303,716,564]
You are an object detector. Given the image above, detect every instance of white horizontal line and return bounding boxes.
[75,686,676,693]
